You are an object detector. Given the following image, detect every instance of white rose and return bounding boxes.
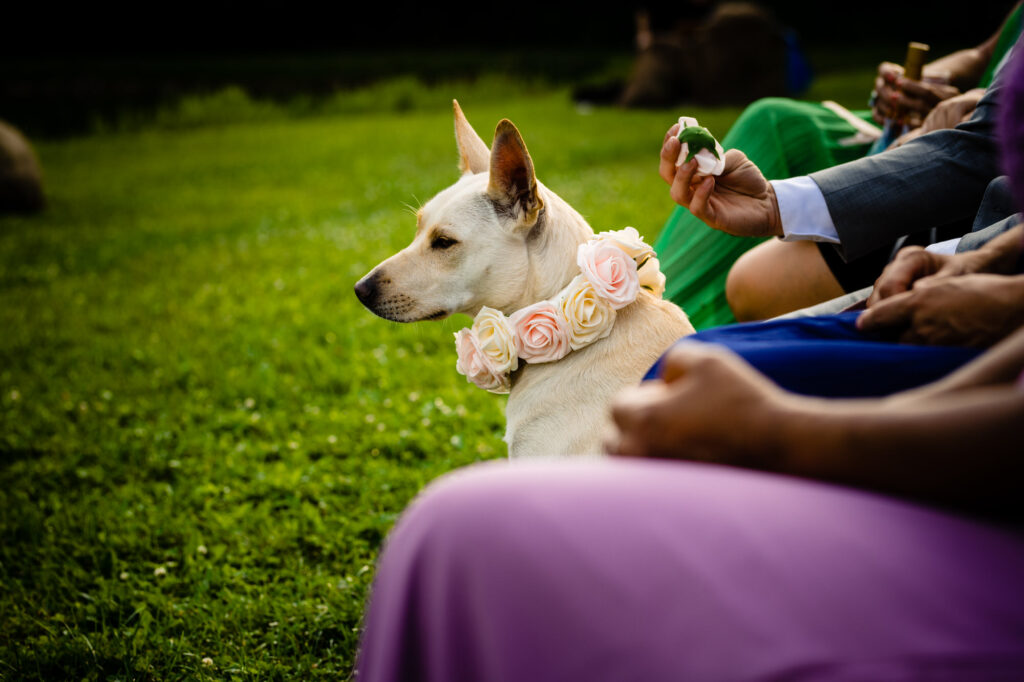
[593,226,655,265]
[557,275,617,350]
[471,306,518,375]
[638,257,666,298]
[675,116,725,176]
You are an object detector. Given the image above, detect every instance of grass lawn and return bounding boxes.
[0,68,873,679]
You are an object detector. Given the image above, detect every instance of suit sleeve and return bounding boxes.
[809,61,1005,263]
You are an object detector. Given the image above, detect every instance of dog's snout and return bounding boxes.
[354,273,378,306]
[356,271,392,307]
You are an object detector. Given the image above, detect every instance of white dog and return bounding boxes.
[355,102,694,457]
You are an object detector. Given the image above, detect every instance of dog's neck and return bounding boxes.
[509,185,594,313]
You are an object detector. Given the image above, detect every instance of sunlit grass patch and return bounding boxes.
[0,66,873,677]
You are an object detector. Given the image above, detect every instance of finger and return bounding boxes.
[660,135,682,185]
[856,292,913,332]
[689,176,715,222]
[610,384,667,426]
[660,342,738,383]
[878,62,902,83]
[663,122,680,146]
[900,78,958,105]
[661,344,702,383]
[867,247,932,306]
[874,97,898,121]
[890,89,935,117]
[896,77,940,103]
[605,429,648,458]
[669,159,698,206]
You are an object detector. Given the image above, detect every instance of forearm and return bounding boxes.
[926,48,993,91]
[903,323,1024,397]
[928,2,1021,90]
[779,386,1024,514]
[813,69,1002,262]
[969,223,1024,273]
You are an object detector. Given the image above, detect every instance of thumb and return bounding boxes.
[661,342,733,383]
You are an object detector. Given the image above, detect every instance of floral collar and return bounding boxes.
[454,227,666,393]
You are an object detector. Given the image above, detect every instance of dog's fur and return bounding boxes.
[355,102,694,457]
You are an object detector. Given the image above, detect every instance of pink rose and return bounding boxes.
[509,301,571,364]
[576,240,640,309]
[454,328,510,393]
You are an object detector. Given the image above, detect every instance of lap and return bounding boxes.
[646,312,983,397]
[358,459,1024,682]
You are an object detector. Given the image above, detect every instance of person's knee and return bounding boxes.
[726,246,771,321]
[735,97,786,124]
[729,97,797,134]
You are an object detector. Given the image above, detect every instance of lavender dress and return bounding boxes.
[356,459,1024,681]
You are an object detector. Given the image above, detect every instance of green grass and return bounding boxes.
[0,70,874,679]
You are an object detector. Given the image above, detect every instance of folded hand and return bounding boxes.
[606,343,791,467]
[858,273,1024,347]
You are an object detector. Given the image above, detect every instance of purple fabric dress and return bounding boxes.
[356,459,1024,681]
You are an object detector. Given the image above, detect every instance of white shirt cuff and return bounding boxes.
[925,237,961,255]
[771,177,840,244]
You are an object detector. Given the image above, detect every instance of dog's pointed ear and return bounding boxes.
[487,119,544,227]
[454,100,490,175]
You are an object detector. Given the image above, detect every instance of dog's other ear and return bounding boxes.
[454,100,490,175]
[487,119,544,227]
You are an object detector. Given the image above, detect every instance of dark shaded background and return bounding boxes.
[5,1,1011,53]
[2,1,1015,136]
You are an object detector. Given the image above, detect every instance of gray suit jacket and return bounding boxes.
[809,41,1013,263]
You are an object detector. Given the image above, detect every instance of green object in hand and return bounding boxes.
[678,124,720,164]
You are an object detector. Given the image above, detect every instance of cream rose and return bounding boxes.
[593,226,655,265]
[558,275,617,350]
[638,257,666,298]
[471,306,518,375]
[509,301,571,364]
[454,328,510,393]
[675,116,725,176]
[576,239,640,310]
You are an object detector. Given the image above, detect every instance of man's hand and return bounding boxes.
[867,225,1024,308]
[659,124,782,238]
[857,274,1024,347]
[892,88,984,147]
[867,246,955,306]
[606,343,793,467]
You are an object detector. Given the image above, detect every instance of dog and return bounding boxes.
[355,101,694,457]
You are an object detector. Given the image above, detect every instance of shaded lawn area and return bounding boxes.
[0,70,871,678]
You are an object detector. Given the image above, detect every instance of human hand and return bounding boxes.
[871,62,960,127]
[659,124,781,238]
[606,343,792,467]
[867,244,1000,307]
[857,273,1024,347]
[892,88,985,147]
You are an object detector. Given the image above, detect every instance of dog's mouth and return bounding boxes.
[354,274,449,322]
[365,305,449,323]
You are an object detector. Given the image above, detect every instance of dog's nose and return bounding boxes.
[354,273,378,306]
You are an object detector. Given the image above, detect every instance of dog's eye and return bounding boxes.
[431,235,459,250]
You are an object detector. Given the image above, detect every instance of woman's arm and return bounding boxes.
[924,1,1020,90]
[781,381,1024,515]
[609,326,1024,515]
